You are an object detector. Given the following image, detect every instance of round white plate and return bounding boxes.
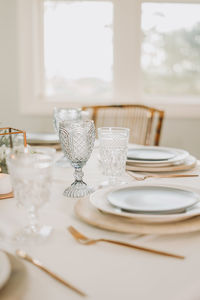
[27,133,59,144]
[127,146,189,166]
[90,184,200,223]
[127,147,176,161]
[107,185,198,214]
[0,251,11,289]
[126,155,196,172]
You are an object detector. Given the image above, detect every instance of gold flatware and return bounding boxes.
[127,171,198,181]
[67,226,185,260]
[0,191,14,200]
[16,249,86,297]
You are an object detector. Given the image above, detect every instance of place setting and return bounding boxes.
[72,126,200,238]
[126,145,197,173]
[1,121,200,298]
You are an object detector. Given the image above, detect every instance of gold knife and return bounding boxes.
[16,249,86,297]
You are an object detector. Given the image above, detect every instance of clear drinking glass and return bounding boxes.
[53,107,82,167]
[98,127,129,186]
[7,147,53,241]
[59,120,95,198]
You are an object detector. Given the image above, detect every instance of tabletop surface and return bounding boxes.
[0,147,200,300]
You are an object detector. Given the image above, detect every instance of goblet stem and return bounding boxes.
[74,166,84,183]
[27,206,39,233]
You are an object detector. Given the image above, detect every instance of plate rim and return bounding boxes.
[27,132,59,144]
[107,185,199,214]
[0,251,11,289]
[90,184,200,223]
[127,147,176,161]
[126,155,196,172]
[127,146,189,165]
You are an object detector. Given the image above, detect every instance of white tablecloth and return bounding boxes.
[1,148,200,300]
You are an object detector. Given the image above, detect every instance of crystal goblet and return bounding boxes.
[53,107,82,167]
[59,120,95,198]
[7,147,53,241]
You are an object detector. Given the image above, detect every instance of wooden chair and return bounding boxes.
[82,104,164,145]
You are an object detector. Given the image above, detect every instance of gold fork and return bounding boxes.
[127,171,199,181]
[67,226,185,260]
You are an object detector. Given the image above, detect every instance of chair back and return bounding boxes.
[82,104,164,145]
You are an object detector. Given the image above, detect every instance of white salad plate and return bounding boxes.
[127,146,189,166]
[0,251,11,289]
[126,155,196,172]
[90,184,200,223]
[27,133,59,145]
[127,147,176,161]
[107,185,198,214]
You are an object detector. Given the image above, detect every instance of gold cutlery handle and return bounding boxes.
[127,171,198,180]
[154,174,198,178]
[100,239,185,260]
[16,250,86,297]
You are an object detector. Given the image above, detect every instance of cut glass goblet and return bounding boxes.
[59,120,95,198]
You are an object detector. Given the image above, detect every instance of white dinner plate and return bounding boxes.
[0,251,11,289]
[90,185,200,223]
[27,133,59,144]
[127,147,176,161]
[126,155,197,172]
[107,185,199,214]
[127,146,189,166]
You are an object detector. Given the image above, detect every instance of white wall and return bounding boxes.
[1,0,200,158]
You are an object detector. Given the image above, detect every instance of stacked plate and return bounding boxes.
[27,133,60,150]
[27,133,59,144]
[0,251,11,289]
[90,184,200,224]
[126,146,197,172]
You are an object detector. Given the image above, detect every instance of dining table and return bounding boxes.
[0,145,200,300]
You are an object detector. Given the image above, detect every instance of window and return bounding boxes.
[18,0,200,116]
[44,1,113,101]
[141,2,200,99]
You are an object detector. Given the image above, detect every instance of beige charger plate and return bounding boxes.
[75,197,200,235]
[126,155,197,173]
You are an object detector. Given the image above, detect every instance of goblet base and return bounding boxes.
[63,181,94,198]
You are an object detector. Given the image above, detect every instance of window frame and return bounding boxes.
[18,0,200,117]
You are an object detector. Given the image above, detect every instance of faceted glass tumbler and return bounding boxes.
[59,120,95,198]
[98,127,130,186]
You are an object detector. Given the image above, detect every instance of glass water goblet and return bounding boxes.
[98,127,130,187]
[59,120,95,198]
[53,107,82,167]
[7,147,54,241]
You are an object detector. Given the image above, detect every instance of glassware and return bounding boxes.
[7,147,53,241]
[59,120,95,198]
[98,127,129,186]
[53,107,82,167]
[0,127,27,174]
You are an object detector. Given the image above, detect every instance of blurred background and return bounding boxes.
[1,0,200,157]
